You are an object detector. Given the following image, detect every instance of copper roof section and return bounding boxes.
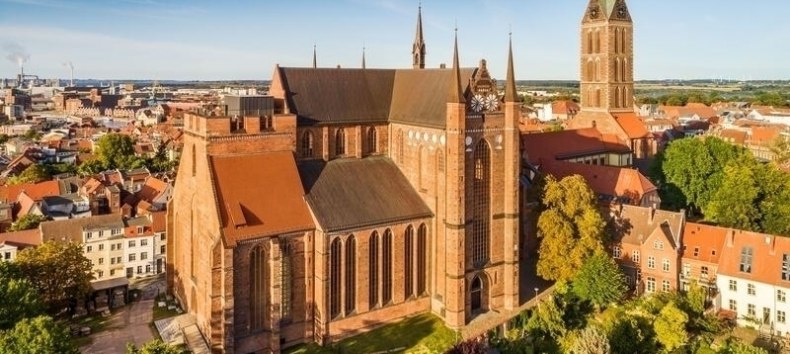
[298,156,433,232]
[209,151,314,245]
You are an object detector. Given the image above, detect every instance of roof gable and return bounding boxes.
[209,151,314,245]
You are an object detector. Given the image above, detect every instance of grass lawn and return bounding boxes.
[283,314,457,354]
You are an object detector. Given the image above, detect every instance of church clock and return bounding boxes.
[471,94,485,113]
[617,5,628,19]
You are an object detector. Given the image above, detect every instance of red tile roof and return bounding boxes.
[210,151,314,245]
[749,126,782,146]
[0,180,61,203]
[0,229,42,247]
[682,223,728,265]
[521,128,630,165]
[717,228,790,286]
[136,177,168,203]
[612,112,650,139]
[544,161,656,204]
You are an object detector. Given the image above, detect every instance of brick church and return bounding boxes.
[167,1,636,353]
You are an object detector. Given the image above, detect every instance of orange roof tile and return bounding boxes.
[717,228,790,286]
[0,229,42,247]
[612,112,650,139]
[210,151,314,245]
[0,180,61,203]
[521,128,630,165]
[717,129,748,146]
[750,126,782,146]
[682,222,728,265]
[544,161,656,204]
[136,177,168,203]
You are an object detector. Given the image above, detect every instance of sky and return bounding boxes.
[0,0,789,81]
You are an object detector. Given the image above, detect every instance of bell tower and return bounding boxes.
[580,0,633,113]
[412,5,426,69]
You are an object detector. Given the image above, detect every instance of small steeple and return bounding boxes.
[448,28,465,104]
[362,45,366,69]
[312,44,317,69]
[412,3,426,69]
[504,31,518,103]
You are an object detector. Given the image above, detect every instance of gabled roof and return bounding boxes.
[717,228,790,286]
[544,161,656,204]
[0,180,61,203]
[136,177,168,203]
[521,128,630,165]
[612,112,650,139]
[682,222,728,265]
[40,214,125,243]
[276,66,476,129]
[298,156,432,232]
[209,151,314,245]
[0,229,42,247]
[608,204,685,247]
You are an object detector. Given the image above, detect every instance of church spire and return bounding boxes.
[312,45,317,69]
[504,31,518,103]
[448,28,465,104]
[412,4,426,69]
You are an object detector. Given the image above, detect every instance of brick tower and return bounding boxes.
[580,0,633,112]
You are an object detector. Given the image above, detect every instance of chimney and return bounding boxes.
[440,63,446,69]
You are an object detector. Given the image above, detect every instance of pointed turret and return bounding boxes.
[412,5,426,69]
[312,45,317,69]
[447,29,465,104]
[504,33,518,103]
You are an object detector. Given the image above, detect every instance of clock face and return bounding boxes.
[471,94,485,113]
[485,94,500,111]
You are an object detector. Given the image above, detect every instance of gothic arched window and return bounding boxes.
[397,129,404,163]
[335,128,346,156]
[471,140,491,267]
[437,151,445,174]
[191,144,196,177]
[345,236,356,314]
[404,225,414,298]
[367,127,377,155]
[281,242,292,320]
[301,130,314,158]
[382,229,393,304]
[369,231,379,309]
[417,224,427,295]
[250,245,266,330]
[330,238,342,318]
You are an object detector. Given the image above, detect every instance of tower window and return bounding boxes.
[471,140,491,267]
[335,128,346,156]
[345,236,356,315]
[301,130,314,158]
[404,225,414,299]
[382,229,393,304]
[250,245,266,330]
[367,127,377,155]
[417,223,427,295]
[369,231,379,309]
[191,144,196,177]
[330,238,342,318]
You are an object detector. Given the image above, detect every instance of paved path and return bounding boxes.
[80,285,157,354]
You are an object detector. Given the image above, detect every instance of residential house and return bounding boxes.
[717,230,790,335]
[123,216,157,278]
[135,177,171,211]
[680,223,728,306]
[608,205,686,294]
[0,229,41,262]
[41,193,91,220]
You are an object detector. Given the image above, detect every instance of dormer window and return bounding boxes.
[137,226,144,234]
[740,247,753,273]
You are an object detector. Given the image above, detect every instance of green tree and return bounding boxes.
[15,241,93,312]
[684,281,707,317]
[661,137,748,215]
[0,315,78,354]
[0,263,42,330]
[7,164,51,185]
[569,326,610,354]
[537,175,606,282]
[770,136,790,165]
[526,296,567,339]
[571,251,627,310]
[96,133,139,169]
[654,301,689,352]
[126,339,182,354]
[706,162,761,231]
[77,158,106,176]
[606,315,657,354]
[7,214,47,232]
[0,134,9,144]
